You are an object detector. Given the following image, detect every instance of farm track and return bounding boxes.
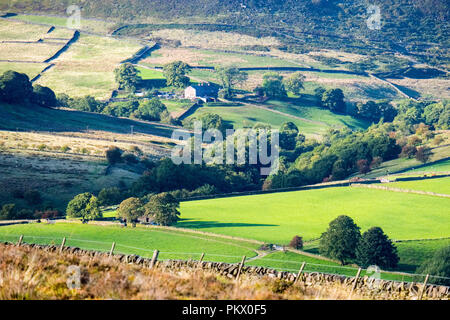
[351,183,450,198]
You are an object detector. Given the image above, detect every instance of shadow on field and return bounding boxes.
[177,219,277,229]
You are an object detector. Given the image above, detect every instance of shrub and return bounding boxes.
[356,159,370,174]
[106,146,123,164]
[415,146,431,163]
[289,236,303,250]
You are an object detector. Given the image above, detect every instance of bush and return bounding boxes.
[289,236,303,250]
[416,246,450,286]
[31,85,57,107]
[415,146,431,163]
[106,146,123,164]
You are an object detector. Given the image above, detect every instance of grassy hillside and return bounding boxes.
[179,187,450,244]
[2,0,447,70]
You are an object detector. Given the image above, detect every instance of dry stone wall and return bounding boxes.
[5,242,449,300]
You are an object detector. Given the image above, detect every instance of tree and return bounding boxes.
[280,122,299,150]
[31,85,57,107]
[163,61,191,88]
[216,66,248,98]
[66,193,102,220]
[98,187,124,206]
[144,192,180,226]
[355,227,399,269]
[106,146,123,164]
[417,245,450,286]
[415,146,431,163]
[0,70,33,104]
[261,72,287,98]
[322,88,346,113]
[117,197,144,225]
[114,63,141,92]
[319,215,361,265]
[289,235,303,250]
[284,72,305,96]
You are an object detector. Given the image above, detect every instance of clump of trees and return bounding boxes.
[319,215,399,269]
[116,192,180,226]
[0,70,57,107]
[66,192,102,221]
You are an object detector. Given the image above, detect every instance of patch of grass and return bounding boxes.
[179,187,450,244]
[395,239,450,273]
[0,62,49,79]
[0,223,258,263]
[35,34,143,99]
[386,177,450,195]
[265,97,371,131]
[186,104,329,135]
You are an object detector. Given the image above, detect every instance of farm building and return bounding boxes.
[184,82,219,102]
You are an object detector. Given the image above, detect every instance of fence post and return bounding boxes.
[419,274,430,300]
[59,237,66,253]
[17,235,23,246]
[351,268,362,293]
[199,253,205,263]
[150,249,159,268]
[236,255,246,281]
[294,262,306,284]
[109,242,115,257]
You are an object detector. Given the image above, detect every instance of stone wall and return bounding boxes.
[6,242,449,300]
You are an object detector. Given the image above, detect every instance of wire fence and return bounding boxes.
[1,233,449,287]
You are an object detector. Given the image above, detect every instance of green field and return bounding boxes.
[265,98,370,131]
[402,159,450,174]
[0,223,258,263]
[186,104,329,134]
[179,187,450,244]
[395,239,450,272]
[387,177,450,195]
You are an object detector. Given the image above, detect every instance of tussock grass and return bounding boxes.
[0,243,368,300]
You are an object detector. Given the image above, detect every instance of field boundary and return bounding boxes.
[350,183,450,198]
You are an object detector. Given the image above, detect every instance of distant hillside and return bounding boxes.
[1,1,448,60]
